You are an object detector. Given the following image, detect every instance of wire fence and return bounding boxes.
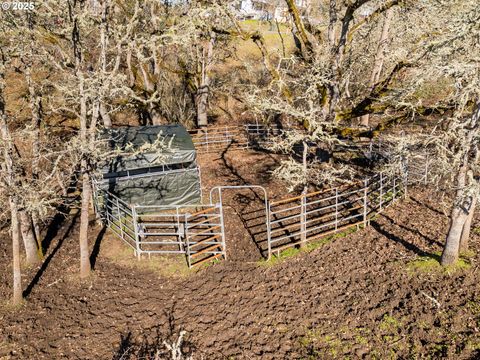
[189,124,283,154]
[93,123,434,265]
[266,169,406,257]
[189,126,248,153]
[92,182,226,268]
[406,153,432,185]
[188,124,398,157]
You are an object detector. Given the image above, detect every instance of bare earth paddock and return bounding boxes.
[1,150,480,359]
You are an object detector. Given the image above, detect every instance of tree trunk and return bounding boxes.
[442,205,469,265]
[100,103,112,128]
[300,141,308,249]
[1,74,23,304]
[78,72,92,278]
[25,65,44,250]
[285,0,315,57]
[441,167,470,265]
[196,34,215,128]
[126,47,136,88]
[196,86,209,128]
[31,211,42,252]
[360,8,393,127]
[139,61,155,93]
[149,105,163,125]
[442,105,480,264]
[327,0,337,48]
[9,197,23,305]
[19,210,41,265]
[79,169,92,278]
[460,194,477,253]
[99,1,112,129]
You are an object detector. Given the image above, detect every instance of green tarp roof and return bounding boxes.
[97,124,201,206]
[101,124,197,176]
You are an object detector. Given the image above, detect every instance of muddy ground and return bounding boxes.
[2,150,480,359]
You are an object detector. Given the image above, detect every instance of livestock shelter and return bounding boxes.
[96,124,202,206]
[90,122,410,269]
[92,124,227,268]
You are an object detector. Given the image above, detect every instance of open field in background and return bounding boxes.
[3,20,297,132]
[235,20,297,61]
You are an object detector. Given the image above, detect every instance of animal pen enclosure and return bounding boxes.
[93,123,418,268]
[93,124,226,268]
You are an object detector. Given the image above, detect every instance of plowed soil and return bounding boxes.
[2,150,480,359]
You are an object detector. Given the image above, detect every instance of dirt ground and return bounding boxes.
[2,150,480,359]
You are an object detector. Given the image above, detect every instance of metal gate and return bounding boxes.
[266,171,407,258]
[185,205,226,267]
[209,185,272,259]
[92,183,226,268]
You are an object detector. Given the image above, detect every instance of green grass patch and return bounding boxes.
[466,339,480,351]
[234,20,296,60]
[194,256,222,270]
[259,226,359,267]
[461,249,476,259]
[298,331,348,359]
[407,252,471,274]
[379,314,401,332]
[259,246,303,267]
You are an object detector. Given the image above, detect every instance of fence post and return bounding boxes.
[185,215,191,268]
[104,192,111,223]
[132,205,141,260]
[335,188,339,231]
[300,192,307,247]
[424,156,428,185]
[218,202,227,260]
[176,207,183,253]
[267,200,272,260]
[379,172,383,211]
[205,128,209,152]
[363,179,368,227]
[116,198,124,240]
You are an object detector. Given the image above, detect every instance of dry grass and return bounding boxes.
[99,233,192,278]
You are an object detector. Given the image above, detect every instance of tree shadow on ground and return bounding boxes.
[112,312,197,360]
[215,146,277,259]
[409,195,447,217]
[371,219,437,258]
[381,213,444,248]
[90,226,107,270]
[41,176,81,253]
[470,350,480,360]
[23,212,80,298]
[219,141,280,187]
[41,212,67,254]
[229,197,269,259]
